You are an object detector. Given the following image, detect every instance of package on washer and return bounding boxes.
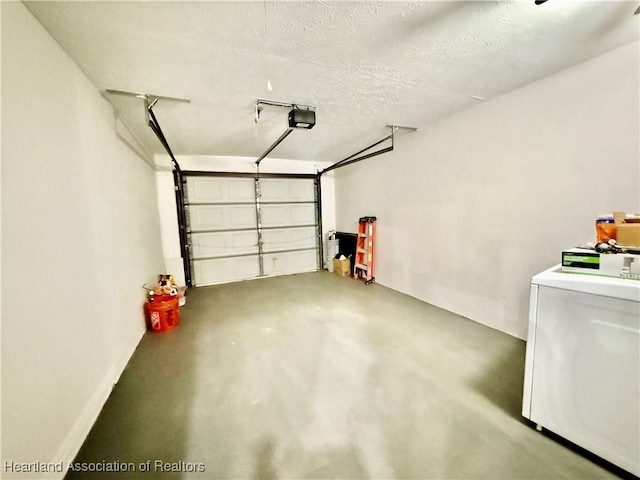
[562,248,640,280]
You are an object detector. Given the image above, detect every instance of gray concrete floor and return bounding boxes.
[67,272,625,479]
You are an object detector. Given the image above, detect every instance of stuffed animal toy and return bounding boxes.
[154,274,178,296]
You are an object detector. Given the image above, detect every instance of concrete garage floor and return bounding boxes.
[67,272,624,480]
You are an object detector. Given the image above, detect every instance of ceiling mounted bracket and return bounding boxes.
[256,99,316,111]
[105,89,190,104]
[387,124,418,149]
[386,125,418,133]
[319,125,417,176]
[144,95,159,125]
[534,0,640,14]
[254,99,316,125]
[105,88,190,128]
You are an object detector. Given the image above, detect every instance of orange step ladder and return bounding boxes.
[354,216,377,284]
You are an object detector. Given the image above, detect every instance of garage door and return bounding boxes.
[185,174,319,286]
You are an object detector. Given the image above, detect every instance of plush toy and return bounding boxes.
[154,274,178,296]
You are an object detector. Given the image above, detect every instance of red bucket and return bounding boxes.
[145,295,180,332]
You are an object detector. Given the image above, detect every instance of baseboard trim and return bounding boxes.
[49,330,145,480]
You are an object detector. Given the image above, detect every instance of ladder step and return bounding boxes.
[358,233,367,238]
[355,263,369,270]
[356,248,367,254]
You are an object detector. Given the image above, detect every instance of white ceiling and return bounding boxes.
[25,1,639,163]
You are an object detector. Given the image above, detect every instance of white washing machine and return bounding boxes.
[522,265,640,476]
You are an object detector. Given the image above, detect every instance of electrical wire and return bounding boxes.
[263,0,273,92]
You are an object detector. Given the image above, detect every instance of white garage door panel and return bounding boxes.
[185,174,318,286]
[186,177,255,203]
[193,255,260,285]
[262,227,316,253]
[188,205,256,231]
[260,178,315,202]
[261,204,315,227]
[191,231,258,259]
[263,250,317,276]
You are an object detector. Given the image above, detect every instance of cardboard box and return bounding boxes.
[333,258,351,277]
[613,212,640,247]
[617,224,640,247]
[562,248,640,280]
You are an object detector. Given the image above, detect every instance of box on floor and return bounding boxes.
[333,258,351,277]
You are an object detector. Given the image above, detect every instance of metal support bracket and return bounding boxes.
[319,125,417,176]
[115,90,193,286]
[105,88,190,104]
[255,99,315,112]
[255,128,294,166]
[254,99,317,167]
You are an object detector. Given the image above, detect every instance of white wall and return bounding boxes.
[1,3,164,478]
[335,41,640,339]
[156,155,336,284]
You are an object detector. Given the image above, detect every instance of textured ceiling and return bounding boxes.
[25,1,640,163]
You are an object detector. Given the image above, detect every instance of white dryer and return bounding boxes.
[522,266,640,476]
